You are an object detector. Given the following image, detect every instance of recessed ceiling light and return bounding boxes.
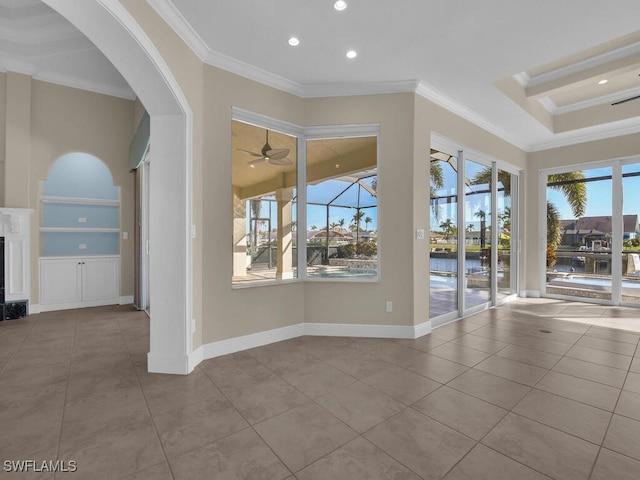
[334,1,347,11]
[598,79,608,85]
[346,50,357,59]
[288,37,300,47]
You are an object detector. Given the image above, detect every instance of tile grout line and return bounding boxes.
[587,339,640,480]
[0,316,38,378]
[126,317,177,480]
[53,310,78,480]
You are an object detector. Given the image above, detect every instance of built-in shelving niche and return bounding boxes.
[40,153,120,257]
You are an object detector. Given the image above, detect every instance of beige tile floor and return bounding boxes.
[1,299,640,479]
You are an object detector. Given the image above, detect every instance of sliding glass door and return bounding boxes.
[430,142,518,325]
[543,158,640,306]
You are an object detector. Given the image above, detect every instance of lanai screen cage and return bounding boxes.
[307,169,378,264]
[247,170,378,269]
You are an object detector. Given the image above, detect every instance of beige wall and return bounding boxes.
[26,79,136,302]
[202,66,306,343]
[303,93,417,327]
[524,133,640,293]
[414,95,528,314]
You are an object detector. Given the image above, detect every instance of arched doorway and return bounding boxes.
[42,0,194,374]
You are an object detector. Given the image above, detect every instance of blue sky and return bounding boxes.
[548,164,640,220]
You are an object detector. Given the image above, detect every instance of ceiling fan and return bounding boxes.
[238,130,292,166]
[611,74,640,106]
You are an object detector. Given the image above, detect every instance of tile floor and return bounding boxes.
[1,299,640,479]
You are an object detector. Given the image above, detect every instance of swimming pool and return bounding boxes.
[549,275,640,291]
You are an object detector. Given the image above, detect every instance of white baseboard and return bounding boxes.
[304,322,417,339]
[29,304,41,314]
[37,297,120,313]
[414,320,432,338]
[200,320,434,363]
[202,323,305,360]
[119,295,134,305]
[147,352,193,375]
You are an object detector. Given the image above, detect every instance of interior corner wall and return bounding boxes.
[302,93,417,329]
[27,79,136,304]
[202,65,306,344]
[0,72,5,206]
[524,132,640,295]
[413,94,527,317]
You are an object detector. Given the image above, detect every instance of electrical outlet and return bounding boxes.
[79,244,87,249]
[416,229,425,240]
[122,232,128,240]
[191,318,196,333]
[386,301,392,313]
[78,217,87,223]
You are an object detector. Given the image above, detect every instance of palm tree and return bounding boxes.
[352,211,365,231]
[329,222,339,229]
[364,216,372,231]
[471,169,586,248]
[475,210,487,249]
[546,172,586,245]
[439,219,455,241]
[466,224,474,233]
[338,218,345,229]
[430,161,445,222]
[310,225,317,231]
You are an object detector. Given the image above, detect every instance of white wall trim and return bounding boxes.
[303,80,418,98]
[414,320,432,338]
[29,304,41,314]
[41,196,120,206]
[119,295,134,305]
[202,323,305,360]
[529,118,640,152]
[200,320,432,362]
[304,322,416,339]
[147,352,191,375]
[37,297,120,312]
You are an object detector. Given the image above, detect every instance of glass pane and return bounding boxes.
[497,170,515,299]
[231,120,297,285]
[545,167,612,301]
[306,137,378,279]
[622,163,640,304]
[465,159,492,309]
[429,150,458,318]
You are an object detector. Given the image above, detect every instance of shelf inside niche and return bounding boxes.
[41,196,120,206]
[40,227,120,233]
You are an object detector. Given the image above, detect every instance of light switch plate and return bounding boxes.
[79,244,87,249]
[416,229,425,240]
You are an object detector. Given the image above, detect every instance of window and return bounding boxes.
[305,136,378,279]
[231,120,298,285]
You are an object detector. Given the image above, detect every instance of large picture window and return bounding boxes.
[231,113,380,285]
[232,120,298,285]
[305,136,378,279]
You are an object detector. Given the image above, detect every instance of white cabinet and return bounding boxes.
[39,256,120,311]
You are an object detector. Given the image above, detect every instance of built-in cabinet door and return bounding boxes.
[40,258,82,305]
[82,257,120,302]
[5,236,29,301]
[39,256,120,309]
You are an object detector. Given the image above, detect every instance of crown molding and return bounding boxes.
[416,81,528,151]
[205,49,306,97]
[146,0,209,59]
[529,118,640,152]
[554,86,640,115]
[527,40,640,88]
[537,96,558,114]
[303,80,418,98]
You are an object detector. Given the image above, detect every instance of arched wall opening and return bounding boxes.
[42,0,194,374]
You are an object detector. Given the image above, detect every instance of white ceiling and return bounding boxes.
[0,0,134,99]
[3,0,639,152]
[151,0,640,151]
